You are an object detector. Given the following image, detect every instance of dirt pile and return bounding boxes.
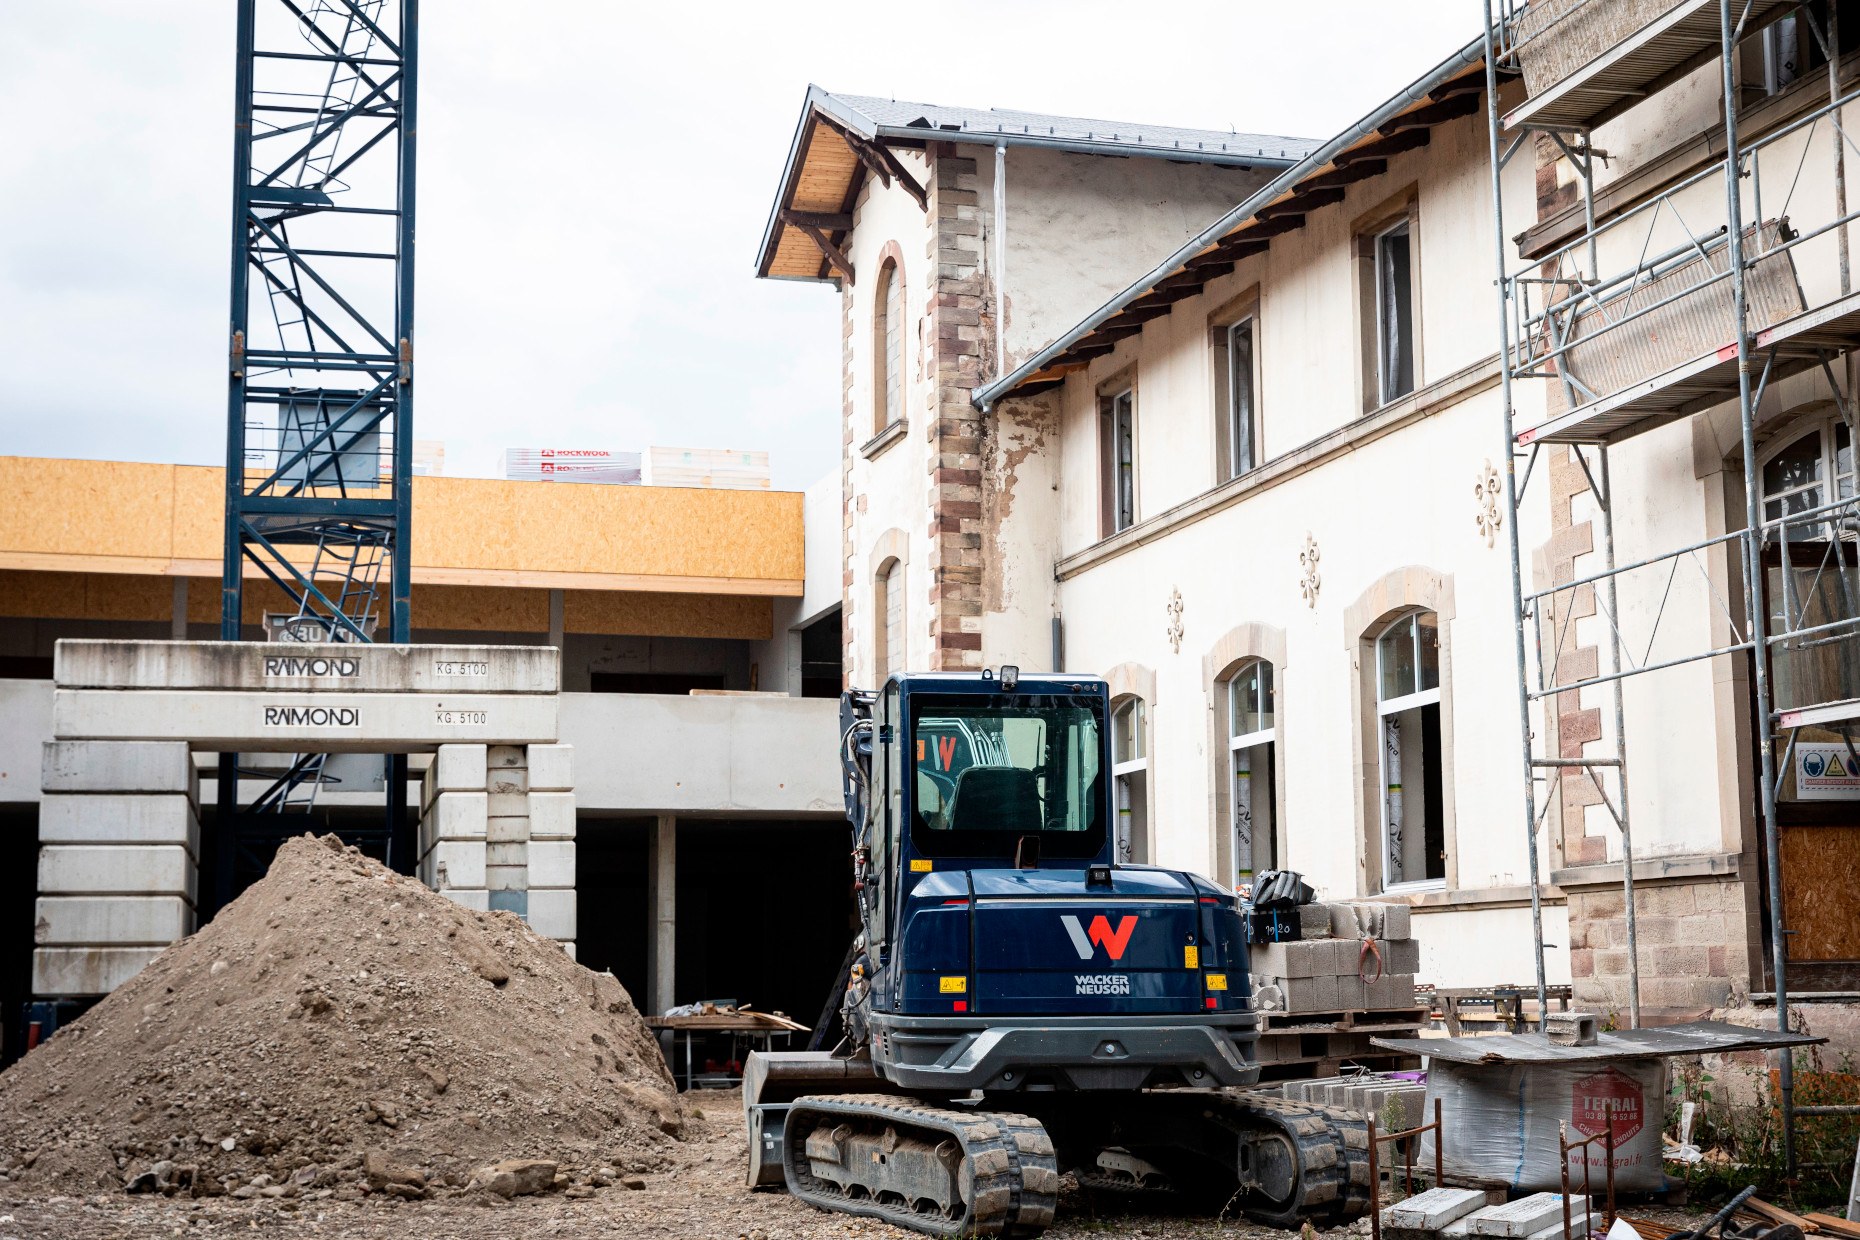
[0,834,682,1201]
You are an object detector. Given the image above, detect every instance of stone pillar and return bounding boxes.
[419,743,488,909]
[34,740,198,996]
[526,743,576,957]
[647,814,676,1017]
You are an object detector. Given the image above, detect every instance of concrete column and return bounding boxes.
[526,743,575,957]
[418,743,489,910]
[170,578,188,641]
[647,814,676,1017]
[35,740,198,996]
[548,589,564,651]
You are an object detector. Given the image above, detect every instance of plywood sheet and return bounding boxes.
[1781,824,1860,961]
[564,589,772,640]
[0,458,176,561]
[413,583,549,633]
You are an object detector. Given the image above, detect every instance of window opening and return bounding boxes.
[1227,660,1277,886]
[1375,220,1415,404]
[1110,697,1149,864]
[1375,610,1443,887]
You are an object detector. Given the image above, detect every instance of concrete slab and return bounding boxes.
[39,793,199,854]
[1382,1187,1488,1231]
[431,841,485,890]
[487,769,528,797]
[33,945,164,996]
[424,792,487,842]
[41,740,194,796]
[35,896,193,946]
[528,888,576,941]
[486,791,527,817]
[433,744,487,792]
[1468,1194,1579,1237]
[528,743,573,791]
[53,689,559,752]
[485,842,527,868]
[485,863,526,892]
[1523,1212,1595,1240]
[53,640,559,694]
[39,844,196,902]
[529,791,574,839]
[528,840,575,888]
[485,814,529,843]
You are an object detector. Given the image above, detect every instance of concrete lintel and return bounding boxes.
[53,689,559,752]
[53,640,560,694]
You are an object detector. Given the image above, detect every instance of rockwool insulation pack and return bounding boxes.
[1419,1059,1668,1193]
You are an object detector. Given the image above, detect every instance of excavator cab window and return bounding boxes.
[906,692,1106,861]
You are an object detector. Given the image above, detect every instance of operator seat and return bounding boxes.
[945,766,1042,833]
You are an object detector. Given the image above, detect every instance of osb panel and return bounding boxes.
[564,589,772,640]
[0,571,173,623]
[413,583,549,633]
[1781,825,1860,961]
[0,458,177,560]
[170,466,226,563]
[413,477,803,582]
[0,460,804,592]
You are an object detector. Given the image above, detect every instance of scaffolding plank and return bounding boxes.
[1504,0,1792,133]
[1778,698,1860,730]
[1518,290,1860,446]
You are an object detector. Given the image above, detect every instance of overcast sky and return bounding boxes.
[0,2,1476,491]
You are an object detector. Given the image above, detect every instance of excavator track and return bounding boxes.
[1212,1091,1372,1227]
[782,1093,1060,1238]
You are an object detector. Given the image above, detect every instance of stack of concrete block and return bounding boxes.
[420,742,489,907]
[417,741,576,956]
[526,743,576,958]
[1277,1070,1428,1128]
[1250,935,1421,1013]
[1382,1189,1599,1240]
[34,740,199,996]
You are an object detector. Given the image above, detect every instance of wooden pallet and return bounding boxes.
[1256,1006,1431,1033]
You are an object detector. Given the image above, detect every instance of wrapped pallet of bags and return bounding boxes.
[1419,1058,1669,1193]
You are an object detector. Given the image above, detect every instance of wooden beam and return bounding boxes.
[815,114,929,211]
[1187,238,1270,269]
[1302,159,1386,191]
[1428,75,1485,102]
[1335,128,1432,165]
[1379,92,1482,134]
[785,214,855,284]
[782,210,853,231]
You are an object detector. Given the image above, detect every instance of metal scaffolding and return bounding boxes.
[217,0,419,906]
[1484,0,1860,1171]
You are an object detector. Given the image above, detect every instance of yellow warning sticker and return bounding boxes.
[1205,972,1228,991]
[1184,945,1200,969]
[939,976,966,994]
[910,859,933,872]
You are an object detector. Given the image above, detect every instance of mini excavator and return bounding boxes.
[743,668,1372,1237]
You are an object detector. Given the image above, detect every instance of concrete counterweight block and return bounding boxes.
[39,793,200,855]
[528,791,575,840]
[527,743,573,791]
[42,740,194,797]
[425,792,488,842]
[431,841,486,891]
[433,744,488,792]
[34,947,164,997]
[39,844,197,904]
[528,840,575,889]
[528,888,576,942]
[35,896,194,946]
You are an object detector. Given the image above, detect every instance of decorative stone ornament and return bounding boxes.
[1475,460,1504,548]
[1298,534,1321,608]
[1166,589,1185,654]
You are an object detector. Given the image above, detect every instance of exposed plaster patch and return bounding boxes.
[980,395,1056,613]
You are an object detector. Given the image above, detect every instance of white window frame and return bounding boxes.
[1759,417,1855,532]
[1212,315,1261,482]
[1226,660,1276,887]
[1373,218,1416,407]
[1375,610,1443,892]
[1103,387,1137,534]
[1110,696,1148,864]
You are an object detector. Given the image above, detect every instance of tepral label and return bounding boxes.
[1572,1067,1644,1143]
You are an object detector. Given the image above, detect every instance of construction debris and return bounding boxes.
[0,834,682,1199]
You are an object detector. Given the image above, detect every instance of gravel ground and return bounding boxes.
[0,1088,1712,1240]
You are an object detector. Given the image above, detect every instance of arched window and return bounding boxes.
[1110,696,1149,864]
[1375,609,1443,887]
[874,558,905,679]
[873,259,904,436]
[1225,660,1276,884]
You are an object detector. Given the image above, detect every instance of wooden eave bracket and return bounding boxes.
[781,209,855,284]
[815,113,929,210]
